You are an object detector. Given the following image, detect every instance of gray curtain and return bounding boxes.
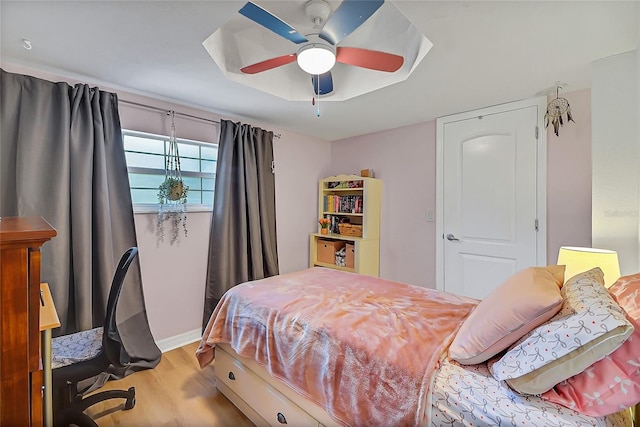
[202,119,279,328]
[0,69,160,375]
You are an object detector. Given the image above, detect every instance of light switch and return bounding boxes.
[426,209,435,222]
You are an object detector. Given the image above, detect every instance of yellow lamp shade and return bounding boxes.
[557,246,621,287]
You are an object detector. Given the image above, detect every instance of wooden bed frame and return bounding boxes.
[215,343,338,427]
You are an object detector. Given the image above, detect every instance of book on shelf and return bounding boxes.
[323,195,363,214]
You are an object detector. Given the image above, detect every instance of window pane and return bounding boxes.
[202,190,214,205]
[202,178,215,191]
[124,134,165,154]
[201,146,218,160]
[179,157,201,173]
[129,173,165,189]
[176,142,200,159]
[123,130,216,209]
[182,177,202,191]
[201,159,217,173]
[126,152,166,169]
[186,191,203,204]
[131,188,161,204]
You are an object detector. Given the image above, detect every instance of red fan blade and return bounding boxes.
[240,54,297,74]
[336,47,404,72]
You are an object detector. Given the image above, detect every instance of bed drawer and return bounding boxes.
[216,348,320,427]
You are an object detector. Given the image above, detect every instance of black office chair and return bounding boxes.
[52,247,138,427]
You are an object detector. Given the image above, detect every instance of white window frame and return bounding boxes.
[123,129,217,214]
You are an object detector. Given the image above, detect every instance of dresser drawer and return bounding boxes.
[216,347,319,427]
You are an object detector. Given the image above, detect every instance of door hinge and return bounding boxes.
[535,125,539,140]
[535,219,539,232]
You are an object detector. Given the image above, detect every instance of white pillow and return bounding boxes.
[490,268,634,395]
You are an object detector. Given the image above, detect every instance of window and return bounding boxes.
[122,130,217,211]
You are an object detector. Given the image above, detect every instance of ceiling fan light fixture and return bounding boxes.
[297,43,336,75]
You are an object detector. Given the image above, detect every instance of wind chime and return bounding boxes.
[544,85,575,137]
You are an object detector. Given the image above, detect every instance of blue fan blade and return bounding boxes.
[312,72,333,96]
[239,2,308,44]
[319,0,384,45]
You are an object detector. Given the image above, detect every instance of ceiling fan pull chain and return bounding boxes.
[316,74,321,117]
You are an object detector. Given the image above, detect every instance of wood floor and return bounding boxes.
[84,341,254,426]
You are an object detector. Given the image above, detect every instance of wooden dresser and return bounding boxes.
[1,217,57,426]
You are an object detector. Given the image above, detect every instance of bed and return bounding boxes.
[196,267,639,427]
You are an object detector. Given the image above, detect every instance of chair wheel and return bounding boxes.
[124,386,136,410]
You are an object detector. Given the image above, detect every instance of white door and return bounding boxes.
[436,98,546,299]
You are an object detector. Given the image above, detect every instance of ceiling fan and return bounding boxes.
[237,0,404,97]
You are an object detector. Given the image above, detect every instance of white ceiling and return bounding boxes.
[1,1,638,141]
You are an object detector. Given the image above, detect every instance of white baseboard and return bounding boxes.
[155,328,202,353]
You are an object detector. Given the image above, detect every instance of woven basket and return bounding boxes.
[338,223,363,237]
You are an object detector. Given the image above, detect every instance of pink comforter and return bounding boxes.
[196,268,477,426]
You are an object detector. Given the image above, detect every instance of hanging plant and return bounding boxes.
[157,111,189,244]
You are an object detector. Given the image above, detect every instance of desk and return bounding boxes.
[40,283,60,427]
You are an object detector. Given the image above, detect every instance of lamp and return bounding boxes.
[297,43,336,75]
[557,246,621,287]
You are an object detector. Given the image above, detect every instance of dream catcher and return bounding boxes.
[544,85,575,137]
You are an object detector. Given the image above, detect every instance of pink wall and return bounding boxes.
[546,89,592,264]
[274,134,332,274]
[332,90,592,288]
[133,211,212,340]
[330,121,437,287]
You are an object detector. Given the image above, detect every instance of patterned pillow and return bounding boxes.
[541,273,640,416]
[490,268,634,395]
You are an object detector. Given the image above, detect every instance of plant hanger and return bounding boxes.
[157,111,189,244]
[544,84,575,137]
[166,111,181,181]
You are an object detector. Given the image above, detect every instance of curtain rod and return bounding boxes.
[119,99,219,124]
[118,99,281,139]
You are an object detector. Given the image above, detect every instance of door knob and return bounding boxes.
[446,233,460,242]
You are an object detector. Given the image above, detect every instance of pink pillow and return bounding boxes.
[542,273,640,416]
[449,265,565,365]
